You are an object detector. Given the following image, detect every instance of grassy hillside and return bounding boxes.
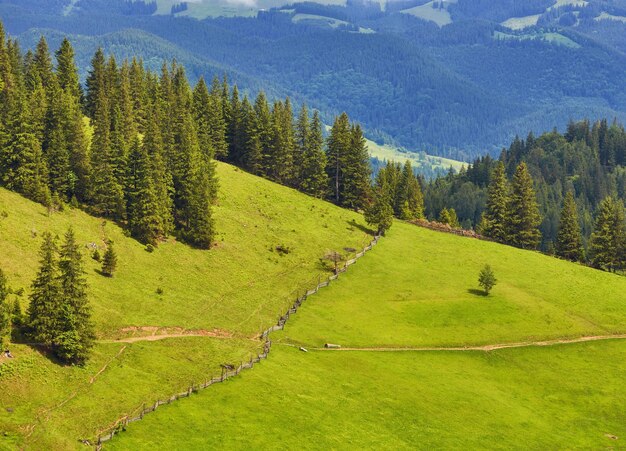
[110,221,626,448]
[366,138,466,174]
[0,162,372,448]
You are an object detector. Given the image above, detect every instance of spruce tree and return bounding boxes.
[300,110,328,198]
[556,191,584,262]
[27,232,61,345]
[342,124,371,210]
[505,162,542,249]
[56,227,94,364]
[84,48,106,118]
[365,187,394,236]
[590,196,626,272]
[326,113,351,205]
[127,137,163,245]
[101,241,118,277]
[479,161,508,242]
[396,161,424,220]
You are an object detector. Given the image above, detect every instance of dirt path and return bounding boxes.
[103,333,224,343]
[99,326,237,343]
[310,334,626,352]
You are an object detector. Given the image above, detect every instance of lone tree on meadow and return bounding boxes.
[101,241,118,277]
[478,264,497,295]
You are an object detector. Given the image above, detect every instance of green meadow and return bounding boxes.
[0,162,370,448]
[110,220,626,449]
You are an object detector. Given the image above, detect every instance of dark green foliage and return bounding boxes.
[439,207,460,228]
[327,114,371,209]
[505,162,542,249]
[479,161,508,242]
[478,264,497,295]
[364,188,394,236]
[101,241,118,277]
[556,191,584,262]
[590,197,626,272]
[56,227,94,364]
[298,109,328,198]
[27,232,61,345]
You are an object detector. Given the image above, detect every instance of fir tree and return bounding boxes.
[126,137,163,245]
[479,161,508,242]
[300,110,328,198]
[85,48,106,118]
[365,187,394,236]
[27,232,61,345]
[505,162,542,249]
[556,191,584,262]
[396,161,424,220]
[56,227,94,364]
[101,241,118,277]
[590,196,626,272]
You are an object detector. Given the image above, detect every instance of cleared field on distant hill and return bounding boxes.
[0,162,371,448]
[110,221,626,449]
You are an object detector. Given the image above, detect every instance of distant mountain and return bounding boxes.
[2,0,626,160]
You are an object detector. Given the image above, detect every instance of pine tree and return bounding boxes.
[300,110,328,198]
[365,187,394,236]
[56,227,94,364]
[84,48,106,118]
[326,113,351,205]
[90,88,125,218]
[556,191,584,262]
[479,161,508,242]
[127,137,163,245]
[396,161,424,220]
[180,158,215,249]
[439,207,460,227]
[101,241,118,277]
[55,38,81,100]
[505,162,542,249]
[590,196,626,272]
[192,77,215,160]
[27,232,61,345]
[343,124,371,209]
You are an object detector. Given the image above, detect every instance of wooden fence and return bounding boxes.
[91,234,380,448]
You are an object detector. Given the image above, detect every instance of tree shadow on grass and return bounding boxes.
[468,288,488,297]
[347,220,376,235]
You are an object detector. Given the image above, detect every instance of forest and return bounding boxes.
[2,0,626,160]
[425,119,626,263]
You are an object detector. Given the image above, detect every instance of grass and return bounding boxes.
[109,339,626,449]
[400,1,452,27]
[154,0,347,19]
[109,219,626,448]
[500,14,541,30]
[0,162,371,447]
[366,138,466,174]
[494,30,580,48]
[275,222,626,348]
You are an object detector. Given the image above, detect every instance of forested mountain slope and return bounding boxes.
[2,0,626,159]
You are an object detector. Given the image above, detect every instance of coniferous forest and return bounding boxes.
[0,23,379,251]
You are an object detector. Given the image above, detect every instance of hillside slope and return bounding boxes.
[0,162,372,448]
[109,221,626,448]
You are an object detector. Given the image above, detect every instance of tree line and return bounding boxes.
[0,23,377,249]
[428,119,626,273]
